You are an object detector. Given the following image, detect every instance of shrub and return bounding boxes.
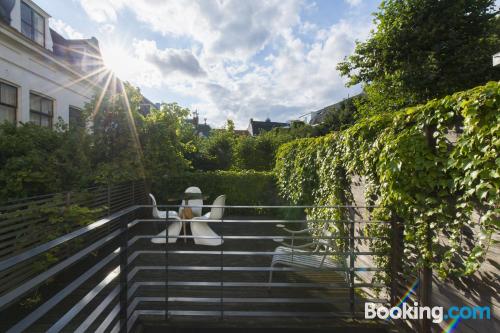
[152,170,280,214]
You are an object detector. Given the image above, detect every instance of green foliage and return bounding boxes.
[315,97,359,134]
[189,121,317,172]
[232,123,317,171]
[275,82,500,279]
[0,121,92,200]
[337,0,500,115]
[0,83,195,201]
[153,170,279,208]
[6,193,104,307]
[140,103,191,179]
[88,83,146,183]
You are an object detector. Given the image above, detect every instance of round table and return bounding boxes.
[166,193,210,243]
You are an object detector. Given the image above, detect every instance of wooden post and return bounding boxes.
[390,218,402,305]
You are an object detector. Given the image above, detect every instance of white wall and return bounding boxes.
[0,26,95,125]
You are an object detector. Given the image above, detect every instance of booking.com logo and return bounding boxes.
[365,279,491,331]
[365,302,491,323]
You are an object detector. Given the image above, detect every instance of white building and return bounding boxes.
[0,0,104,128]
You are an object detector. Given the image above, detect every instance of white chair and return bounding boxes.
[149,193,182,244]
[190,195,226,246]
[268,223,348,288]
[149,193,179,219]
[179,186,203,217]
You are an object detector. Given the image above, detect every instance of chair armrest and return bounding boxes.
[276,224,313,235]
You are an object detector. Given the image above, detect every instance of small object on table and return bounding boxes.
[179,192,209,243]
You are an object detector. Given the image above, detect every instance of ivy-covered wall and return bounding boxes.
[275,81,499,278]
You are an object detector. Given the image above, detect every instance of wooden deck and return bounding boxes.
[127,215,390,331]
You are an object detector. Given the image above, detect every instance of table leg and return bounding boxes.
[183,222,187,243]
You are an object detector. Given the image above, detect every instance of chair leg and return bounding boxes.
[268,263,275,292]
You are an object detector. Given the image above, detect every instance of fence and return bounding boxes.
[0,192,404,332]
[0,181,147,301]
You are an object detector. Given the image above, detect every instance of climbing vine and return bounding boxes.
[275,81,499,279]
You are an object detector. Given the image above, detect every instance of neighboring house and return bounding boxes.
[306,93,362,125]
[234,129,249,136]
[0,0,104,129]
[138,96,158,116]
[247,118,288,136]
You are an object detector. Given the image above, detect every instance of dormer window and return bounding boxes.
[21,1,45,47]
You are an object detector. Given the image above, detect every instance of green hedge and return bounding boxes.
[275,81,499,279]
[152,170,280,214]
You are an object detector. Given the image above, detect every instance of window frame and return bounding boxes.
[21,1,45,47]
[29,92,53,128]
[68,106,85,129]
[0,81,18,124]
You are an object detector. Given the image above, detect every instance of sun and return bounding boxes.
[100,41,138,80]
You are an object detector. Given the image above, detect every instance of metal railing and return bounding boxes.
[0,181,147,298]
[0,199,397,332]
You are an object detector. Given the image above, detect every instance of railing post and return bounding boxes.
[348,207,356,318]
[165,213,169,321]
[119,216,128,333]
[220,212,224,320]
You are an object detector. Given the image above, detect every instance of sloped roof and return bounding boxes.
[248,119,288,135]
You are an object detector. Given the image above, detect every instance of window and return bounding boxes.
[21,2,44,46]
[30,93,53,127]
[69,106,84,129]
[0,82,17,124]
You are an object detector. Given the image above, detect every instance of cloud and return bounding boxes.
[345,0,363,6]
[82,0,374,127]
[99,23,116,34]
[134,40,206,78]
[80,0,303,59]
[80,0,125,23]
[50,19,84,39]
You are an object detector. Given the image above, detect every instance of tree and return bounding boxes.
[140,103,191,180]
[87,83,146,184]
[337,0,500,115]
[316,98,358,134]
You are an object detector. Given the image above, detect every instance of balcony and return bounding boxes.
[0,182,395,332]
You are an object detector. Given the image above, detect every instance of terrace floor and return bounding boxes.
[127,214,392,332]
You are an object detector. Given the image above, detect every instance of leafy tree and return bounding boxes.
[337,0,500,115]
[316,98,358,134]
[86,83,146,184]
[140,103,191,179]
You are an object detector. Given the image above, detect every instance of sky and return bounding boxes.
[37,0,381,128]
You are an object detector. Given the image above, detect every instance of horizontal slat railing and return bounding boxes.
[0,199,395,332]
